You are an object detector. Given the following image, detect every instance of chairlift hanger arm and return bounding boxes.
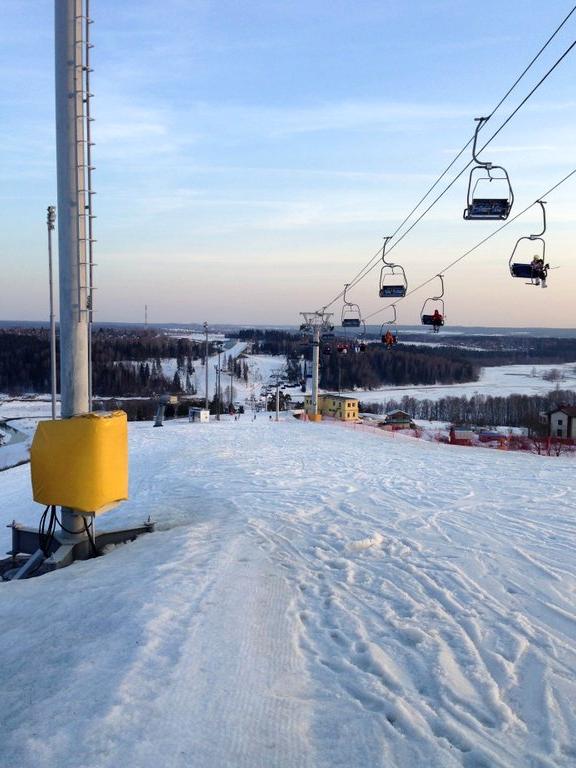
[530,200,547,238]
[381,236,393,266]
[472,116,490,166]
[432,274,444,301]
[343,283,352,306]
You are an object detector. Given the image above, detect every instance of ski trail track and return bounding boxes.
[1,417,575,767]
[241,421,576,767]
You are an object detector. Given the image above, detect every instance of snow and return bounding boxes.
[340,361,576,405]
[0,420,35,471]
[1,417,575,767]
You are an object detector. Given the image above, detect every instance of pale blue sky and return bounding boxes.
[1,0,575,326]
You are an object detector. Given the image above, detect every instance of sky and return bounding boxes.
[1,0,575,327]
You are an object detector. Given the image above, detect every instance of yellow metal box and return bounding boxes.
[31,411,129,514]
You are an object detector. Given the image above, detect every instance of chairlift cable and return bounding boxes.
[330,35,576,308]
[316,12,576,313]
[363,166,576,321]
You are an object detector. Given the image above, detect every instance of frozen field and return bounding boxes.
[1,417,575,767]
[340,361,576,405]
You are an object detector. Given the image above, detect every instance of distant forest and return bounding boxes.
[235,329,576,390]
[0,328,216,396]
[2,327,576,397]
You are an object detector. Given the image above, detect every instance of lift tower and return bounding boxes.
[299,311,333,418]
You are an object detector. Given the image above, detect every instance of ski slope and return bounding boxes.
[1,417,575,767]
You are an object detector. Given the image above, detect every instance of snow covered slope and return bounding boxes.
[1,418,575,767]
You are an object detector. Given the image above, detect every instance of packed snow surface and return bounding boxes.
[1,417,575,767]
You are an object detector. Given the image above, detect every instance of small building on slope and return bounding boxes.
[303,394,359,421]
[380,410,415,431]
[547,405,576,439]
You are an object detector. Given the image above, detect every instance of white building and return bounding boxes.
[547,406,576,439]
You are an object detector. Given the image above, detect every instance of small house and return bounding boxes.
[303,394,359,421]
[380,410,415,431]
[547,405,576,439]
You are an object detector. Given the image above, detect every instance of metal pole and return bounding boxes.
[85,0,95,411]
[47,206,57,420]
[275,382,280,422]
[311,325,320,417]
[204,321,209,410]
[218,353,222,420]
[229,369,234,409]
[55,0,90,541]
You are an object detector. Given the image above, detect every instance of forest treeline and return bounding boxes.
[318,347,478,389]
[0,328,219,396]
[3,326,576,397]
[360,389,576,433]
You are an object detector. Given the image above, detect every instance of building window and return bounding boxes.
[557,429,563,437]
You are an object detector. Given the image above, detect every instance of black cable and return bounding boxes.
[317,8,576,312]
[83,516,98,557]
[38,504,57,558]
[363,166,576,321]
[54,509,94,535]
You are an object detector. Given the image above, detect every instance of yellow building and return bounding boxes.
[304,394,359,421]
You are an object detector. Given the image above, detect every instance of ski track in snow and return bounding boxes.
[1,418,575,767]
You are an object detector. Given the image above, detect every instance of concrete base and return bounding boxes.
[4,518,155,580]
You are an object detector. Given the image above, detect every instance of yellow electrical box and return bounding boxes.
[31,411,129,515]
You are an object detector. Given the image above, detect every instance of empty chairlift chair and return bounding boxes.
[509,200,549,286]
[463,117,514,221]
[421,275,445,333]
[378,236,408,298]
[341,284,362,328]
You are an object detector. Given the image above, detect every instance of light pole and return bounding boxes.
[47,206,57,420]
[204,321,209,410]
[229,368,234,410]
[214,344,223,420]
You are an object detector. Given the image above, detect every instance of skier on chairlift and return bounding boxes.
[531,255,549,288]
[432,308,443,332]
[383,329,396,348]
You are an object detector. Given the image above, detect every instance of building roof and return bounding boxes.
[548,405,576,417]
[320,393,359,403]
[385,410,413,420]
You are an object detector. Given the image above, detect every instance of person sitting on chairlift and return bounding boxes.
[432,309,443,332]
[530,255,549,288]
[383,329,396,348]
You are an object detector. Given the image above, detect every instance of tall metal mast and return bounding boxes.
[55,0,91,539]
[85,0,96,407]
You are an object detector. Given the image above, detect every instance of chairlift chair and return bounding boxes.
[341,284,362,328]
[378,237,408,298]
[509,200,548,285]
[380,305,398,346]
[463,117,514,221]
[421,275,445,333]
